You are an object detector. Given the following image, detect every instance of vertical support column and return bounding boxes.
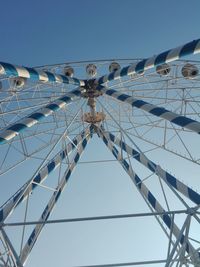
[102,130,200,205]
[20,130,92,265]
[0,128,90,224]
[97,126,200,265]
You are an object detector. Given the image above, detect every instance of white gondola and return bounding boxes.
[109,62,120,72]
[11,77,26,88]
[156,63,171,75]
[63,66,74,77]
[86,64,97,77]
[182,63,199,79]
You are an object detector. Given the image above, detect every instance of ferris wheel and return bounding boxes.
[0,39,200,267]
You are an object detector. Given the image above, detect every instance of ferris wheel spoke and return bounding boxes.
[102,129,200,205]
[95,39,200,85]
[0,127,90,225]
[98,96,199,166]
[0,62,85,87]
[0,121,82,180]
[0,99,86,176]
[19,132,91,265]
[99,87,200,134]
[97,126,200,265]
[0,88,82,144]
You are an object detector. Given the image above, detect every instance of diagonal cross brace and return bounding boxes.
[102,130,200,205]
[95,39,200,85]
[0,88,82,144]
[97,126,200,264]
[20,131,92,265]
[0,128,90,224]
[0,61,85,86]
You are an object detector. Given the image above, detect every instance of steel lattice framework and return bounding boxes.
[0,39,200,267]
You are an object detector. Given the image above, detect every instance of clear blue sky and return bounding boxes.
[1,1,200,266]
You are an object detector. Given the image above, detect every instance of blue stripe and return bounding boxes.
[55,189,61,202]
[135,175,142,189]
[61,151,66,159]
[132,100,146,108]
[179,40,199,57]
[61,76,69,83]
[147,161,155,172]
[29,113,45,121]
[109,133,115,142]
[120,66,129,77]
[82,138,87,148]
[149,107,167,116]
[46,103,59,111]
[47,161,56,173]
[73,139,78,146]
[26,67,39,80]
[132,150,139,160]
[171,116,195,127]
[34,174,41,184]
[163,214,171,228]
[108,72,115,81]
[154,50,170,65]
[122,141,126,152]
[45,71,56,82]
[74,153,80,163]
[112,146,119,158]
[166,173,177,189]
[0,62,18,76]
[188,187,200,205]
[98,76,104,84]
[61,96,71,102]
[0,210,3,222]
[148,192,156,208]
[105,89,116,96]
[42,206,49,219]
[28,230,35,246]
[117,94,131,101]
[103,136,108,145]
[122,159,129,171]
[135,59,147,73]
[65,169,71,181]
[9,123,27,132]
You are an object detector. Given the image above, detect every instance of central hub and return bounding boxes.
[81,79,105,124]
[81,79,103,98]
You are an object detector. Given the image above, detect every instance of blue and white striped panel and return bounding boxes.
[103,131,200,205]
[20,133,91,265]
[98,128,197,258]
[0,128,90,223]
[0,89,81,144]
[0,62,85,86]
[100,87,200,135]
[96,39,200,84]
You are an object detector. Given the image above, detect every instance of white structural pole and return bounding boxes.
[20,131,92,265]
